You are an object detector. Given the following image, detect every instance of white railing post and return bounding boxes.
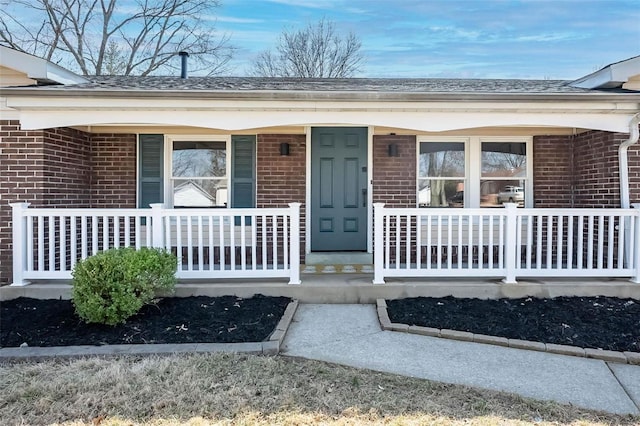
[10,202,30,286]
[373,203,385,284]
[288,202,301,285]
[503,203,518,284]
[149,203,165,249]
[632,204,640,284]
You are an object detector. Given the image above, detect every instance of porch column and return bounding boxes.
[502,203,518,284]
[10,202,30,286]
[288,202,301,285]
[149,203,165,249]
[373,203,385,284]
[633,204,640,284]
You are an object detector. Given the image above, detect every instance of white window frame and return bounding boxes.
[416,136,469,207]
[164,134,231,208]
[417,136,533,208]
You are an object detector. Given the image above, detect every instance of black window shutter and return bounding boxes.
[138,134,164,208]
[231,135,256,208]
[231,136,256,225]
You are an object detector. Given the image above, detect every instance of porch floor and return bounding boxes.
[2,274,639,303]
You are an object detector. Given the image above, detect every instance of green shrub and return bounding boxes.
[71,247,177,325]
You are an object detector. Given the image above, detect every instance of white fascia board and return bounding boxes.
[43,63,88,85]
[571,69,616,89]
[0,46,87,85]
[5,96,638,113]
[15,109,636,133]
[571,56,640,89]
[0,96,20,119]
[610,57,640,82]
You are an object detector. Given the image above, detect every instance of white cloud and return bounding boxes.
[513,32,588,43]
[218,16,264,24]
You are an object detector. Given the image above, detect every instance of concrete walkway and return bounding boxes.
[281,304,640,415]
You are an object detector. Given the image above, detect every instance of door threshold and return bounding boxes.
[306,252,373,265]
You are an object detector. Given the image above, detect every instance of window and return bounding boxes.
[481,142,527,207]
[417,137,532,208]
[137,134,255,209]
[171,140,228,207]
[418,142,466,207]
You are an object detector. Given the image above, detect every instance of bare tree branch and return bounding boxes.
[251,18,363,78]
[0,0,233,75]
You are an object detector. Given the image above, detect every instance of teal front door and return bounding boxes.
[311,127,368,251]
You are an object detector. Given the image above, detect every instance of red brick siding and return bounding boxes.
[256,134,306,262]
[533,135,573,208]
[534,129,640,209]
[90,134,137,208]
[0,122,93,284]
[42,128,92,207]
[373,135,417,207]
[572,130,620,208]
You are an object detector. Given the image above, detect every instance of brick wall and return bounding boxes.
[42,128,92,207]
[90,133,137,208]
[373,135,417,207]
[533,128,640,209]
[0,121,93,284]
[573,130,627,208]
[256,134,306,262]
[0,122,138,285]
[533,135,573,208]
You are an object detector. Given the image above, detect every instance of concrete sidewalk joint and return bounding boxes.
[376,298,638,364]
[0,299,300,361]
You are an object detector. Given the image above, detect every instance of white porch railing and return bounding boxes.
[10,202,301,286]
[373,203,640,285]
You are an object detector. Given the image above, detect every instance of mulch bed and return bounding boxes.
[1,295,291,348]
[387,296,640,352]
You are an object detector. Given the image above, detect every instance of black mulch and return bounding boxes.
[1,295,291,348]
[387,296,640,352]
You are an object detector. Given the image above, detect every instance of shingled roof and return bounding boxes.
[3,75,639,103]
[14,75,594,93]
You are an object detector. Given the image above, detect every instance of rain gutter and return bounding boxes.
[620,112,640,209]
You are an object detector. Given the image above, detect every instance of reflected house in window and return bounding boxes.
[418,186,432,207]
[173,180,227,207]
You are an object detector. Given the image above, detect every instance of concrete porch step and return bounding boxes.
[302,264,374,274]
[305,252,373,265]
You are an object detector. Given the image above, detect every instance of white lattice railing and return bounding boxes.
[10,202,301,286]
[373,203,640,284]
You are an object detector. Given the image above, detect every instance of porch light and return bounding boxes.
[280,142,290,156]
[388,143,399,157]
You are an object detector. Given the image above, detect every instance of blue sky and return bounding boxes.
[215,0,640,79]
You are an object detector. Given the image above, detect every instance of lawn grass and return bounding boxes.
[0,353,636,425]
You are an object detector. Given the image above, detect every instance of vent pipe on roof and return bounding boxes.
[179,51,189,79]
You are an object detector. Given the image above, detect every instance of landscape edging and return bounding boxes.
[0,299,300,362]
[376,299,639,365]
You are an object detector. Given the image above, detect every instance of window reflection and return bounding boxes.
[171,141,227,208]
[419,142,465,207]
[481,142,526,207]
[172,141,226,178]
